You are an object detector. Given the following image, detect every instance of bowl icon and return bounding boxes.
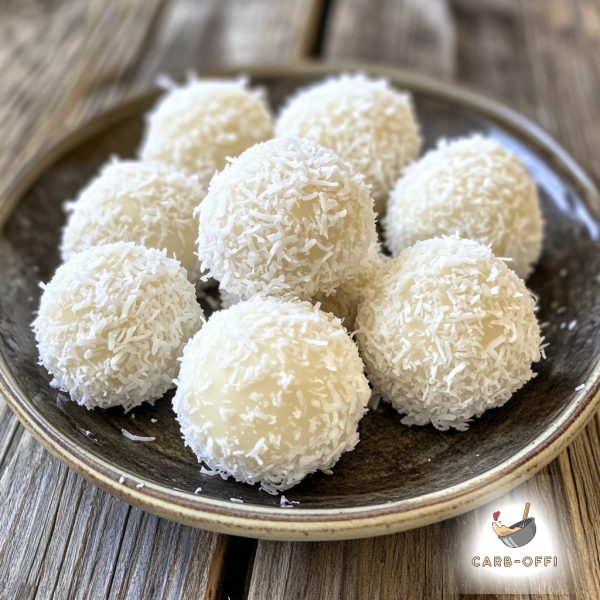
[498,517,536,548]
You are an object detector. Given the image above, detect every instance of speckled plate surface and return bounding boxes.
[1,63,599,541]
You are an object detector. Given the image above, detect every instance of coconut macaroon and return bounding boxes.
[317,244,386,331]
[140,77,273,183]
[61,160,206,283]
[173,296,371,493]
[356,237,542,431]
[33,243,204,410]
[384,135,543,279]
[197,137,378,300]
[276,73,422,214]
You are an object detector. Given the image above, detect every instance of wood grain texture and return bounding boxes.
[0,1,320,598]
[326,0,457,78]
[1,0,599,599]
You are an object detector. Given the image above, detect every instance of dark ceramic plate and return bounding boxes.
[1,63,599,541]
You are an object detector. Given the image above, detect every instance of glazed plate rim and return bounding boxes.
[1,61,599,541]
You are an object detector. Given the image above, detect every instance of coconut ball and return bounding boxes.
[356,237,542,431]
[61,160,206,284]
[140,77,273,183]
[33,243,204,410]
[173,296,371,493]
[197,137,378,300]
[384,135,543,279]
[276,73,422,214]
[317,244,386,331]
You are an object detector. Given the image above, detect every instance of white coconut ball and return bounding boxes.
[61,160,206,284]
[197,137,378,300]
[276,73,422,214]
[356,237,542,431]
[173,296,371,493]
[140,77,273,183]
[33,243,204,410]
[384,135,543,279]
[317,244,386,331]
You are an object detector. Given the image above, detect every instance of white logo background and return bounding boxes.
[458,498,572,594]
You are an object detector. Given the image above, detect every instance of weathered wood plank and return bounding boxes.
[0,0,166,195]
[248,1,600,598]
[326,0,457,79]
[137,0,325,80]
[0,0,321,598]
[0,431,227,600]
[104,507,228,600]
[451,0,600,177]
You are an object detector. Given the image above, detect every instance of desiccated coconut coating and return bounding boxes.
[316,243,386,331]
[173,296,371,493]
[384,135,543,279]
[197,137,378,301]
[33,243,204,410]
[276,73,422,215]
[140,77,273,183]
[61,160,206,284]
[356,237,543,431]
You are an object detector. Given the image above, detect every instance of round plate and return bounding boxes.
[1,63,599,541]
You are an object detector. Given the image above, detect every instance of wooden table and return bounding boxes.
[1,1,599,598]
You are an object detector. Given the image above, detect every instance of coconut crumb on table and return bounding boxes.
[575,384,585,392]
[118,476,125,484]
[194,487,202,494]
[230,498,244,504]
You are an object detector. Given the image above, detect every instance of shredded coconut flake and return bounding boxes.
[279,495,299,508]
[121,428,156,443]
